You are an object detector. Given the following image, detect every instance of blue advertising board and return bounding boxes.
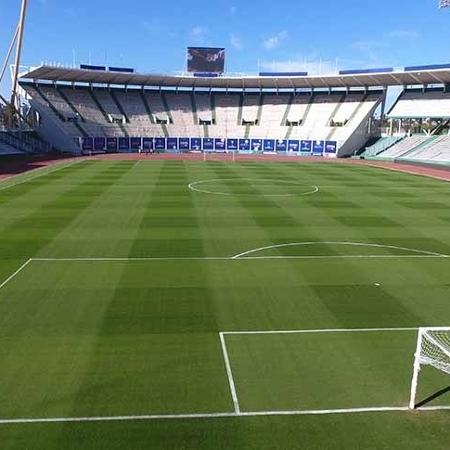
[239,139,251,151]
[288,140,300,152]
[313,140,325,155]
[214,138,226,152]
[203,138,214,151]
[325,141,337,154]
[179,137,190,151]
[155,137,166,151]
[167,137,178,151]
[82,137,93,151]
[118,137,130,151]
[300,140,313,153]
[227,138,238,151]
[251,139,262,152]
[263,139,275,152]
[142,137,153,150]
[276,139,287,152]
[190,138,202,150]
[130,137,141,150]
[106,137,118,151]
[94,137,106,151]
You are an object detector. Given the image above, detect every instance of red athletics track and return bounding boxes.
[1,152,450,183]
[0,154,77,182]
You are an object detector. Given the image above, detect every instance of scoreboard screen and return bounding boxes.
[187,47,225,73]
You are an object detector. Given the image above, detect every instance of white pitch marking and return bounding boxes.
[3,405,450,425]
[0,160,83,192]
[0,259,32,291]
[232,241,448,260]
[188,178,319,197]
[29,254,449,263]
[221,327,420,336]
[219,332,241,414]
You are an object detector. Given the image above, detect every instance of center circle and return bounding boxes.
[188,178,319,197]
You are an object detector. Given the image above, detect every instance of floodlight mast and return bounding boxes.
[10,0,29,110]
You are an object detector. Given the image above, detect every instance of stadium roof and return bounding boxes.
[19,65,450,90]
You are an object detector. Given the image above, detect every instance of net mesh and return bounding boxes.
[419,330,450,375]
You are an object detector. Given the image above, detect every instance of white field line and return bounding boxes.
[0,159,83,192]
[0,259,32,291]
[232,241,448,260]
[219,332,241,414]
[30,254,449,263]
[188,178,319,197]
[221,327,420,336]
[2,406,450,425]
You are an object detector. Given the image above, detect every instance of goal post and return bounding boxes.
[409,327,450,409]
[203,150,236,162]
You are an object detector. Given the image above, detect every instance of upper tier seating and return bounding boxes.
[388,91,450,119]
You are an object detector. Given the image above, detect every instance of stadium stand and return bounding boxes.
[388,89,450,119]
[20,82,381,155]
[361,136,402,157]
[398,136,450,163]
[17,64,450,158]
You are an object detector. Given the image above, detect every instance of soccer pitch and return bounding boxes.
[0,159,450,449]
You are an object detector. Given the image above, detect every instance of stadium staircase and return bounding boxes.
[35,84,87,140]
[210,94,217,126]
[110,90,129,123]
[189,92,199,126]
[140,92,156,124]
[346,93,369,124]
[56,88,85,122]
[237,94,244,127]
[297,94,315,133]
[88,90,110,123]
[282,94,294,139]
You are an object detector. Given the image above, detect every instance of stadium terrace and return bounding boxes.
[11,64,450,161]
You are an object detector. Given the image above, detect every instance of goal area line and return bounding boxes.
[1,405,450,425]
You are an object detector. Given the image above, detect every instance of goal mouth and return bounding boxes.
[231,242,447,259]
[410,327,450,410]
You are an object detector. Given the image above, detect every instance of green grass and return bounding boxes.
[0,159,450,449]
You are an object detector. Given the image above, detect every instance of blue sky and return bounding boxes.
[1,0,450,96]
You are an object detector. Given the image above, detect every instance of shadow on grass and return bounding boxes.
[416,386,450,408]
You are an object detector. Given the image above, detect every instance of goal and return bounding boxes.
[203,150,236,162]
[409,327,450,409]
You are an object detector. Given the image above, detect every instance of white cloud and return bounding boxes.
[230,34,243,51]
[262,31,288,50]
[189,26,208,44]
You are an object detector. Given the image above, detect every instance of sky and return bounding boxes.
[1,0,450,97]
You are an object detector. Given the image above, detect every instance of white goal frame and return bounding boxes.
[409,327,450,410]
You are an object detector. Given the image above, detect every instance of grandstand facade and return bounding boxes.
[12,64,450,161]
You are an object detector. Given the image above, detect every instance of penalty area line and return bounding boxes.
[0,259,32,291]
[2,406,450,425]
[221,327,421,336]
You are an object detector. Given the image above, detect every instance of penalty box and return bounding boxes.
[1,259,450,421]
[220,329,450,414]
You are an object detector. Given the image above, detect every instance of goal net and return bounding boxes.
[409,327,450,409]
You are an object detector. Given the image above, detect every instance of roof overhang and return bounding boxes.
[19,65,450,90]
